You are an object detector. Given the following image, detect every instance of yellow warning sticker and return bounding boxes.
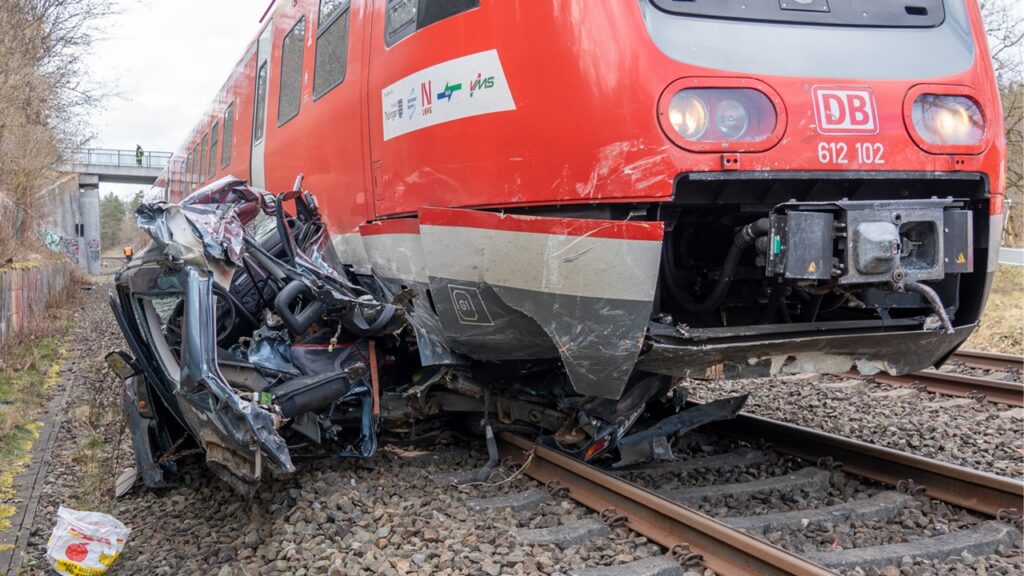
[807,261,817,273]
[56,559,107,576]
[956,252,966,264]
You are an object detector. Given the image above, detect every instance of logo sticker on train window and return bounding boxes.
[812,86,879,136]
[381,50,516,141]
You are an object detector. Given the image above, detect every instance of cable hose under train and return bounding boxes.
[662,218,770,316]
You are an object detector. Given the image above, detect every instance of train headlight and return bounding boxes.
[715,99,750,140]
[911,95,984,147]
[904,87,988,155]
[668,92,708,140]
[659,81,784,153]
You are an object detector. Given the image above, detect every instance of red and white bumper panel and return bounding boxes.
[348,208,663,398]
[358,218,463,366]
[418,207,663,399]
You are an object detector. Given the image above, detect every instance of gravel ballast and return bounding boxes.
[688,373,1024,479]
[11,280,1023,576]
[15,281,674,575]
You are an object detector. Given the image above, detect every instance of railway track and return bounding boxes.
[865,349,1024,407]
[492,413,1024,576]
[952,350,1024,372]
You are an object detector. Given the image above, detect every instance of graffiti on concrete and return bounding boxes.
[63,238,80,264]
[35,226,63,253]
[88,238,100,262]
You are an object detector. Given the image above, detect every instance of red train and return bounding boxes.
[117,0,1006,490]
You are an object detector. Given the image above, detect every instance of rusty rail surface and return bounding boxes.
[712,413,1024,517]
[951,349,1024,372]
[872,369,1024,407]
[498,432,836,576]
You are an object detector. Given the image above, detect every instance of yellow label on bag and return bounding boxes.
[56,559,108,576]
[99,551,120,567]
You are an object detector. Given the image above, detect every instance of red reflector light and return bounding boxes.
[583,438,608,460]
[991,195,1004,216]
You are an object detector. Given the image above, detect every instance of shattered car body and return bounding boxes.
[108,177,747,494]
[109,178,403,494]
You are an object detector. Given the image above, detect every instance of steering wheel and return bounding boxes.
[169,289,241,347]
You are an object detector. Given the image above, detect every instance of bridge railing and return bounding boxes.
[66,148,173,169]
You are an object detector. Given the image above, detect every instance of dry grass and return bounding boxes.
[965,264,1024,354]
[66,356,123,513]
[0,275,83,536]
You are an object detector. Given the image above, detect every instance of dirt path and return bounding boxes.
[2,280,127,573]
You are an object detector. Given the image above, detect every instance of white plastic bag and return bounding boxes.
[46,506,130,576]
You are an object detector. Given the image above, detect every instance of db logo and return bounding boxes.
[812,86,879,135]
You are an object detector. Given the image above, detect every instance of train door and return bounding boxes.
[250,24,273,188]
[365,0,485,218]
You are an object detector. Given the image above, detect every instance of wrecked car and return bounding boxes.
[107,178,407,494]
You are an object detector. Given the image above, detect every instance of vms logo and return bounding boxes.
[812,86,879,135]
[469,73,495,97]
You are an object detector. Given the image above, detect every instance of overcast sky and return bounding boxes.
[87,0,266,198]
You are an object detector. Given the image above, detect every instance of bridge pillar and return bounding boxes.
[78,175,101,275]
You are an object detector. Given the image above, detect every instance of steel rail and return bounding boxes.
[712,413,1024,517]
[498,432,836,576]
[951,349,1024,372]
[872,369,1024,407]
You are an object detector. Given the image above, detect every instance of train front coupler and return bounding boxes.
[765,198,973,331]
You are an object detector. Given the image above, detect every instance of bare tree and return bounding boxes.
[0,0,112,257]
[981,0,1024,246]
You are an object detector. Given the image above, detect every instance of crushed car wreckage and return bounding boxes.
[106,177,745,494]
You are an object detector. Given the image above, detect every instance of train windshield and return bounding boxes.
[649,0,945,28]
[641,0,973,80]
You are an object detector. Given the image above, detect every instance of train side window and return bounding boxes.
[191,143,200,184]
[200,132,208,183]
[208,122,219,178]
[254,62,269,143]
[221,103,234,168]
[278,17,305,126]
[185,154,192,189]
[313,0,350,99]
[385,0,479,46]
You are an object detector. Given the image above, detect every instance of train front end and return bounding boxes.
[362,0,1005,407]
[632,0,1005,382]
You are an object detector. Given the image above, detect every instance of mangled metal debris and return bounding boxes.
[109,177,404,494]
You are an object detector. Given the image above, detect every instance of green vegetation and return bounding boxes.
[99,193,126,249]
[100,190,146,252]
[0,335,65,534]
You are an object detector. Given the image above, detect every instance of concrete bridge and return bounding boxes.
[57,148,172,185]
[42,148,171,275]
